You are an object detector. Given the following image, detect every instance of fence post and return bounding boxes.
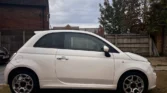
[23,31,25,44]
[149,35,152,56]
[115,34,118,46]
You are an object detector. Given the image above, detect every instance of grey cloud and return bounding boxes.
[49,0,105,28]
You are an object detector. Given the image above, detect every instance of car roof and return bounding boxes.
[34,30,95,35]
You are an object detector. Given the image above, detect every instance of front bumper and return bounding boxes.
[148,71,157,90]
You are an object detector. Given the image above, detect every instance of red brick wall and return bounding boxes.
[0,0,49,54]
[0,0,49,30]
[96,26,104,37]
[0,5,44,30]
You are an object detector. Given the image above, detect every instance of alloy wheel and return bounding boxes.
[12,74,34,93]
[123,75,144,93]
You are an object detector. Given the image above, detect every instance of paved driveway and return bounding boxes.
[0,64,6,84]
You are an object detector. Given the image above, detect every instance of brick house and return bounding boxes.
[53,25,104,37]
[53,24,79,30]
[0,0,49,54]
[80,25,104,37]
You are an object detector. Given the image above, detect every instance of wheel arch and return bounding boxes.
[117,70,149,89]
[8,67,40,85]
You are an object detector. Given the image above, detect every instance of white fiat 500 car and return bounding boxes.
[4,30,156,93]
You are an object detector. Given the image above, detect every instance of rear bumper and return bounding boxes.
[4,63,15,84]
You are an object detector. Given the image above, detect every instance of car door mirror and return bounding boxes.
[103,46,111,57]
[103,46,109,52]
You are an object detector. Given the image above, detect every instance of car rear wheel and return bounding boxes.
[117,71,148,93]
[9,71,39,93]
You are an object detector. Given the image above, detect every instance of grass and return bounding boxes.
[0,85,10,93]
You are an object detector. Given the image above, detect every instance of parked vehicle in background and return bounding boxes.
[0,47,9,64]
[4,30,156,93]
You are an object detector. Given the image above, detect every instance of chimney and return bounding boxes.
[98,25,104,37]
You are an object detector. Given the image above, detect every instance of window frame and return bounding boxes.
[33,32,119,53]
[33,32,65,49]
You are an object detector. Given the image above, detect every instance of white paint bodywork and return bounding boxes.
[4,30,156,90]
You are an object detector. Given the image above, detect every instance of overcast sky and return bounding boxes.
[49,0,108,28]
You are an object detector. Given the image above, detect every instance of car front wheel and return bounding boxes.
[117,71,148,93]
[9,71,39,93]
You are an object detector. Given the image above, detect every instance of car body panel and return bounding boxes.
[113,53,156,89]
[125,52,148,62]
[55,49,114,85]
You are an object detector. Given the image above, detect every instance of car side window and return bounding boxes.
[64,33,118,53]
[34,33,64,49]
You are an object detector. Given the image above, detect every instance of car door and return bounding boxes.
[55,32,118,85]
[32,32,65,80]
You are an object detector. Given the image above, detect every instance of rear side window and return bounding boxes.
[34,33,64,49]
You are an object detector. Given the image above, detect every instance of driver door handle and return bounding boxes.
[57,56,69,60]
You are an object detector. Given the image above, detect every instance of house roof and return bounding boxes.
[53,25,79,30]
[80,28,99,33]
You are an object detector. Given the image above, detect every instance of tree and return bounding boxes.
[99,0,142,34]
[122,0,142,33]
[99,0,117,34]
[146,0,167,33]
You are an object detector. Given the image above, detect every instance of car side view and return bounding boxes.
[4,30,156,93]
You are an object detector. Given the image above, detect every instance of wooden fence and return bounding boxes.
[0,31,34,55]
[164,32,167,56]
[105,34,152,56]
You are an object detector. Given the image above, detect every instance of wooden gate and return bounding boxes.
[0,31,34,55]
[164,32,167,56]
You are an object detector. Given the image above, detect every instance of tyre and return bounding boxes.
[117,71,148,93]
[9,70,39,93]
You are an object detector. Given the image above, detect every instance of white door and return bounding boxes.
[55,33,118,85]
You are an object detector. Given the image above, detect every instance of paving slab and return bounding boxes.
[154,66,167,71]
